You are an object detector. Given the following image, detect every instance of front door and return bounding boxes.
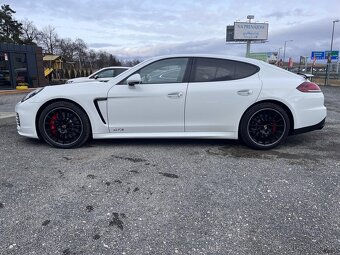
[107,58,190,133]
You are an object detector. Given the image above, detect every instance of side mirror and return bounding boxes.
[127,73,141,86]
[93,75,99,79]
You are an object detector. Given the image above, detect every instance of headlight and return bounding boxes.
[66,80,73,84]
[21,87,45,102]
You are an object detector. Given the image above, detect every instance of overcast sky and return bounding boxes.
[6,0,340,62]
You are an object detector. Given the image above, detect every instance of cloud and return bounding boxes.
[87,43,119,48]
[264,8,310,20]
[251,18,340,61]
[98,38,246,60]
[8,0,340,62]
[87,15,340,62]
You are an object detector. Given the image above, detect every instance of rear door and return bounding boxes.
[185,57,262,132]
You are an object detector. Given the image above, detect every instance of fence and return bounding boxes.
[47,68,95,84]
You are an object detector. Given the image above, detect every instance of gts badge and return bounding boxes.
[112,128,125,132]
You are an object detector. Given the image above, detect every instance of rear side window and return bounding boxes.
[191,58,259,82]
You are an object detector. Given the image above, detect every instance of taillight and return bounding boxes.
[296,82,321,93]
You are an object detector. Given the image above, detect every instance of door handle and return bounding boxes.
[167,92,183,98]
[237,89,253,96]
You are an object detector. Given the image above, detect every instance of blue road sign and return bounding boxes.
[311,51,325,60]
[325,51,339,60]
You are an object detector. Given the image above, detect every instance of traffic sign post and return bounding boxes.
[311,50,339,61]
[324,50,339,86]
[311,50,339,85]
[325,50,339,60]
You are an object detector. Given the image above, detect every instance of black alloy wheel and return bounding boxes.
[240,103,290,149]
[38,101,91,148]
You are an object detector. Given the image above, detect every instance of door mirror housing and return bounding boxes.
[127,73,141,86]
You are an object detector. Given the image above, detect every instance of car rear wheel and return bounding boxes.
[240,103,290,150]
[38,101,91,148]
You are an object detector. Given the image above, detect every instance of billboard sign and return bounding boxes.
[300,56,306,65]
[248,52,278,63]
[234,22,268,40]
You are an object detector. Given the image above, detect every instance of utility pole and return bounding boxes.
[283,40,293,63]
[325,19,339,86]
[245,15,254,57]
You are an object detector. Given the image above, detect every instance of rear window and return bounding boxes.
[191,58,259,82]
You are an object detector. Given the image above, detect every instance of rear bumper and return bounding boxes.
[292,118,325,135]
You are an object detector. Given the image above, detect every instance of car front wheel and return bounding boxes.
[38,101,91,148]
[239,103,290,150]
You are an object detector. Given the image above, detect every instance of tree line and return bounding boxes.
[0,4,140,69]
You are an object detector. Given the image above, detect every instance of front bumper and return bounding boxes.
[15,101,40,139]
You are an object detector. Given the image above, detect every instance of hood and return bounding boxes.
[66,77,92,84]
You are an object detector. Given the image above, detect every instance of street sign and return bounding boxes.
[325,50,339,60]
[311,50,339,60]
[311,51,325,60]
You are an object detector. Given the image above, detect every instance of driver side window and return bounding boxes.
[121,58,189,85]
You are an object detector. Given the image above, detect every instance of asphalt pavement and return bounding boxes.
[0,93,23,125]
[0,87,339,254]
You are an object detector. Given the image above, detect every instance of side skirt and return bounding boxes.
[93,131,238,140]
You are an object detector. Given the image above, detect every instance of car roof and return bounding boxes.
[119,53,301,81]
[99,66,130,70]
[147,54,264,66]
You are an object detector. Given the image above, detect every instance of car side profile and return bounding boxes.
[15,54,326,149]
[65,66,129,84]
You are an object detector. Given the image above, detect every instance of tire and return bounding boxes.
[239,102,290,150]
[38,101,91,148]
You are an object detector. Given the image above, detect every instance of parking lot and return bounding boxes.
[0,87,339,254]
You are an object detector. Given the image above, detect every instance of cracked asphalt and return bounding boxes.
[0,86,339,254]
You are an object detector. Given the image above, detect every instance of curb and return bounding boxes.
[0,113,16,126]
[0,89,34,96]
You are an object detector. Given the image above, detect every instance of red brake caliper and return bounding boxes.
[49,113,58,136]
[272,120,277,134]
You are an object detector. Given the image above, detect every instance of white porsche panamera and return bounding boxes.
[15,54,326,149]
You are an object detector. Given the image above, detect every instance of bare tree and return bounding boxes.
[121,59,141,67]
[87,49,97,69]
[20,18,39,44]
[59,38,76,61]
[74,38,87,69]
[96,51,110,68]
[39,25,59,54]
